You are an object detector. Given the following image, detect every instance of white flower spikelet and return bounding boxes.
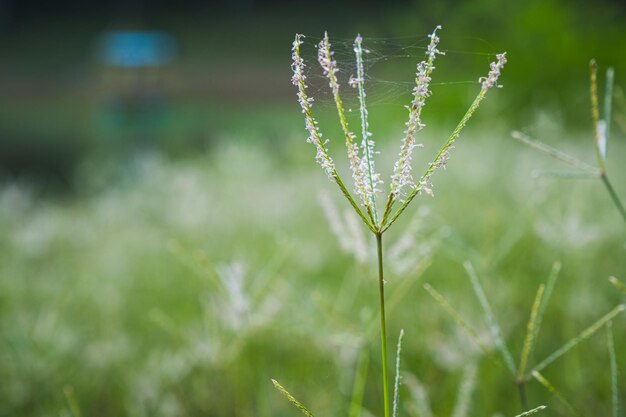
[318,33,371,207]
[479,53,507,92]
[353,34,383,209]
[291,34,336,180]
[419,52,506,197]
[390,25,444,198]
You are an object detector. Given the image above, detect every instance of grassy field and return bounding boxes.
[1,2,626,415]
[1,117,625,416]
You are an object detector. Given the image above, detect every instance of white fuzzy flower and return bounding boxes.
[353,34,383,208]
[479,53,507,91]
[291,34,336,180]
[390,26,444,198]
[319,33,371,207]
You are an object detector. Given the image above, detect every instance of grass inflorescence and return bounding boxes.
[276,26,507,417]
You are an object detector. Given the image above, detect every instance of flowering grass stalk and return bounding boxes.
[512,59,626,225]
[280,27,507,417]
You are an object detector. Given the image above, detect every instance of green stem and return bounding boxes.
[600,174,626,224]
[376,233,390,417]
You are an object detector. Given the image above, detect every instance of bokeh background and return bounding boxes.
[1,0,625,416]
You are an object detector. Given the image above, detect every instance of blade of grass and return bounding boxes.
[348,348,370,417]
[533,262,561,346]
[531,371,584,417]
[464,261,517,376]
[393,329,405,417]
[451,363,477,417]
[403,373,433,417]
[272,379,315,417]
[531,304,626,374]
[604,67,614,143]
[423,283,492,357]
[599,175,626,224]
[531,169,599,179]
[518,284,545,380]
[514,405,547,417]
[590,59,606,172]
[63,385,82,417]
[607,321,619,417]
[511,131,598,175]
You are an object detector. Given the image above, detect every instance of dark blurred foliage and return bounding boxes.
[0,0,624,184]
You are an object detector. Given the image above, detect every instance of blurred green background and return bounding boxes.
[1,0,625,416]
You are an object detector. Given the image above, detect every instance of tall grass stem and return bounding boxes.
[464,261,517,376]
[376,233,390,417]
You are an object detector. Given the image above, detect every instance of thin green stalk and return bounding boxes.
[334,173,377,233]
[607,322,619,417]
[383,87,491,233]
[531,371,584,417]
[531,304,625,375]
[355,36,379,225]
[590,59,606,173]
[604,67,614,143]
[518,284,545,381]
[393,329,405,417]
[515,405,547,417]
[517,284,545,411]
[63,385,82,417]
[600,174,626,224]
[272,379,315,417]
[465,261,517,376]
[532,262,561,348]
[376,233,390,417]
[510,131,599,175]
[423,283,507,372]
[348,348,370,417]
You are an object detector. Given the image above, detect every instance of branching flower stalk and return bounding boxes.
[285,28,507,417]
[512,59,626,224]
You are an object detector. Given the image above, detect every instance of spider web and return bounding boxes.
[296,31,501,111]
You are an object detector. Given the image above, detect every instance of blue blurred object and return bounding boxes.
[98,30,177,68]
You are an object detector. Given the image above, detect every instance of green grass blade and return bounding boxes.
[464,261,517,376]
[590,59,605,171]
[531,169,599,179]
[533,262,561,346]
[604,67,614,144]
[518,284,545,380]
[532,304,626,374]
[334,174,378,233]
[63,385,82,417]
[607,322,619,417]
[403,373,433,417]
[272,379,315,417]
[599,174,626,225]
[511,131,599,175]
[531,371,584,417]
[393,329,405,417]
[423,283,492,356]
[451,363,478,417]
[348,348,370,417]
[609,276,626,295]
[514,405,547,417]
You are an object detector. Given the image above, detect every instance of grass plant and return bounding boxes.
[425,261,625,414]
[512,60,626,224]
[278,26,507,417]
